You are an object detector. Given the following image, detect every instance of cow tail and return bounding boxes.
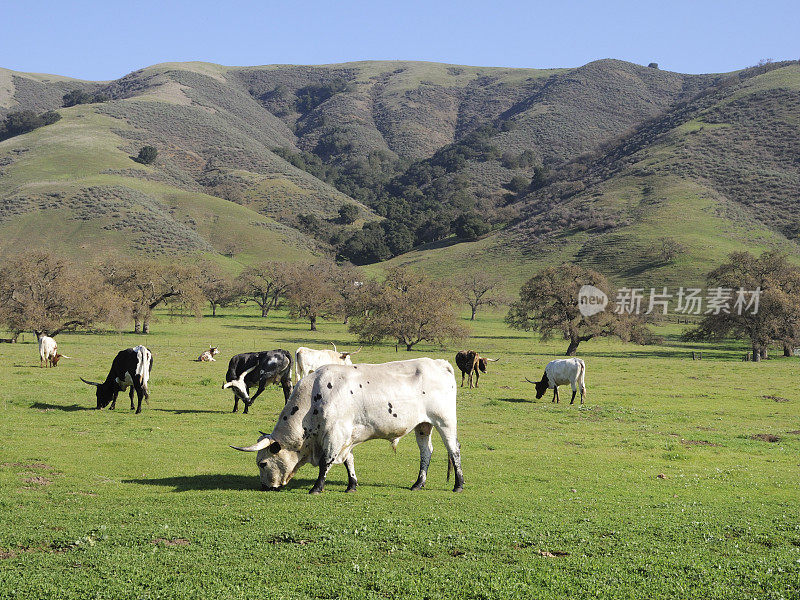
[578,359,586,400]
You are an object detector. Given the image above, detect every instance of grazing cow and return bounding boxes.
[222,350,292,414]
[38,335,67,368]
[526,358,586,404]
[231,357,464,494]
[80,345,153,414]
[454,350,498,388]
[294,343,361,382]
[197,346,219,362]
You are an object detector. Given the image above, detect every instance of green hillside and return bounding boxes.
[1,59,798,282]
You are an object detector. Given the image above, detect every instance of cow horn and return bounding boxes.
[486,358,499,362]
[230,436,272,452]
[330,342,338,352]
[259,431,269,436]
[524,377,537,385]
[80,377,100,387]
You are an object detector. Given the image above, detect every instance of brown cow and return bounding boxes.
[454,350,498,388]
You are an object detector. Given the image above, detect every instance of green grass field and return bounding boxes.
[1,308,798,599]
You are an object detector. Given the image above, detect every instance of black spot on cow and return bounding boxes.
[388,403,392,409]
[313,409,318,415]
[282,416,287,421]
[313,393,322,402]
[393,413,398,418]
[327,382,333,389]
[350,390,354,394]
[359,384,362,388]
[422,391,426,394]
[353,366,357,369]
[290,405,299,415]
[388,408,393,414]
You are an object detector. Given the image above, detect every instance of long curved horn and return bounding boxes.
[330,342,338,352]
[524,377,537,385]
[230,435,272,452]
[486,358,499,362]
[343,346,362,357]
[80,377,100,387]
[259,431,269,436]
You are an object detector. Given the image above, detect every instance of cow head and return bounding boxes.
[210,346,219,356]
[80,378,115,409]
[534,372,550,399]
[231,434,306,491]
[477,357,488,373]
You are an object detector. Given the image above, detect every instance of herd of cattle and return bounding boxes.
[34,335,588,493]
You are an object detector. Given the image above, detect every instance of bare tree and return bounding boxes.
[506,264,651,355]
[237,262,293,317]
[285,263,339,331]
[198,263,241,316]
[647,236,686,265]
[457,272,508,320]
[0,252,118,338]
[349,268,468,351]
[104,260,203,333]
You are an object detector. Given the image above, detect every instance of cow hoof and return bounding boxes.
[345,486,357,493]
[452,486,464,493]
[309,488,323,495]
[410,483,425,491]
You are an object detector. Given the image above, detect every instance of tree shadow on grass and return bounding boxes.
[30,402,92,412]
[123,474,317,492]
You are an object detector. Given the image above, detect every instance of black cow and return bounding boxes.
[80,346,153,414]
[222,350,293,414]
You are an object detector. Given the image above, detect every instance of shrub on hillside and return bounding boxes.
[0,110,61,142]
[134,146,158,165]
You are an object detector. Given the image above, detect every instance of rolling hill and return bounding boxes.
[1,59,798,285]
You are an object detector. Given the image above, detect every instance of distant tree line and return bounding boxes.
[62,89,110,107]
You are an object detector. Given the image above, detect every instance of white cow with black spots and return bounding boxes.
[231,357,464,494]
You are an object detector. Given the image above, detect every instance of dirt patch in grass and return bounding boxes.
[1,462,54,470]
[0,549,16,560]
[787,430,800,435]
[750,433,781,443]
[151,538,190,547]
[538,549,570,557]
[681,439,721,447]
[762,395,790,402]
[22,476,52,486]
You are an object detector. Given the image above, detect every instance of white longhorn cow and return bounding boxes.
[294,343,361,382]
[231,358,464,494]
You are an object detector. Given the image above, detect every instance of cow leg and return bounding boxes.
[110,391,118,410]
[344,453,358,493]
[460,371,465,387]
[570,386,577,405]
[232,395,239,413]
[435,426,464,493]
[133,384,144,414]
[129,387,135,410]
[474,371,479,388]
[309,457,333,495]
[411,423,433,491]
[553,387,559,403]
[280,374,293,404]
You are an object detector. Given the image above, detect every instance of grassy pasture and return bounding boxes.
[1,308,798,599]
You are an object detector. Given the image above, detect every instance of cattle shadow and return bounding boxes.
[153,408,228,415]
[123,474,317,492]
[30,402,92,412]
[497,397,534,404]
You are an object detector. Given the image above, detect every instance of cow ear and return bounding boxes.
[268,441,282,454]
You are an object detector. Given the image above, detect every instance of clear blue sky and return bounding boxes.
[3,0,798,80]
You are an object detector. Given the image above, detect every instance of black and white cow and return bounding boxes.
[526,357,586,404]
[81,345,153,414]
[231,357,464,494]
[222,350,293,414]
